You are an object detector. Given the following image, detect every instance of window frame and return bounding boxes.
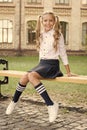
[60,21,69,45]
[55,0,69,5]
[82,0,87,5]
[27,0,42,4]
[82,22,87,46]
[0,0,13,2]
[26,20,37,45]
[0,19,13,44]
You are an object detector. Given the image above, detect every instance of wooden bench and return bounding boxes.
[0,70,87,84]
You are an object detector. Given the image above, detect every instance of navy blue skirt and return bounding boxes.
[29,59,63,79]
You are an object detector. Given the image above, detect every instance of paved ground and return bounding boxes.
[0,96,87,130]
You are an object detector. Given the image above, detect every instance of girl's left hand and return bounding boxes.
[67,72,78,77]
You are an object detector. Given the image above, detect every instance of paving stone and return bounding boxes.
[0,97,87,130]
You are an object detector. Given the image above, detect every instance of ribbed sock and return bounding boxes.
[35,82,53,106]
[13,83,26,103]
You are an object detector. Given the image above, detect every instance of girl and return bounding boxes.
[6,12,72,122]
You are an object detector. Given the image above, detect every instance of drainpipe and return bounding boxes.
[18,0,22,55]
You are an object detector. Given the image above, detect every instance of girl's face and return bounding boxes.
[42,14,55,32]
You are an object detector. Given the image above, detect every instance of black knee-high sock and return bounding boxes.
[35,82,53,106]
[13,83,26,103]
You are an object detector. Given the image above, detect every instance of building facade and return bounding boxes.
[0,0,87,55]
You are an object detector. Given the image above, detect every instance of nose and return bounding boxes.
[46,21,50,25]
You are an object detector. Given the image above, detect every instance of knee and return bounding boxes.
[20,73,29,85]
[28,72,37,83]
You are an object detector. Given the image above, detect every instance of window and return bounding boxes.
[0,0,13,2]
[27,0,41,4]
[26,20,37,44]
[82,0,87,5]
[82,22,87,45]
[0,20,13,43]
[60,22,69,45]
[55,0,69,4]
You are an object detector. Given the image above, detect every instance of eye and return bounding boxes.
[44,19,47,22]
[50,20,53,22]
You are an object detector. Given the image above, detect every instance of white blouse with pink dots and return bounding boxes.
[39,29,68,65]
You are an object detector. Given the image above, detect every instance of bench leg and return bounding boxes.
[0,85,8,100]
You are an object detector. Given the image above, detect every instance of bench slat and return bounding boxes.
[0,70,87,84]
[0,70,27,78]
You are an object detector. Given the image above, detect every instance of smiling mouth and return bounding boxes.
[46,26,51,28]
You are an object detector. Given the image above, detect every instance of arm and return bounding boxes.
[58,34,73,77]
[64,64,71,77]
[64,64,78,77]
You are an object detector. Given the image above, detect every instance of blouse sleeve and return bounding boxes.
[58,34,69,65]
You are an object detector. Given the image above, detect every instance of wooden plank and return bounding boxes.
[0,70,27,78]
[0,70,87,84]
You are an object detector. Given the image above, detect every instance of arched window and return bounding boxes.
[82,0,87,5]
[82,22,87,45]
[0,0,13,2]
[26,20,37,44]
[0,20,13,43]
[55,0,69,4]
[60,21,69,45]
[27,0,42,4]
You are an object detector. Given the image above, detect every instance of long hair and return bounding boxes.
[36,12,61,51]
[53,16,61,51]
[36,15,41,50]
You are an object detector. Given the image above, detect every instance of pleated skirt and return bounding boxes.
[29,59,63,79]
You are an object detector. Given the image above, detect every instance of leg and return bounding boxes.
[28,72,59,122]
[6,72,58,122]
[6,73,29,115]
[28,72,54,106]
[13,73,29,102]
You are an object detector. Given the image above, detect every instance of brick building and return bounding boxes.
[0,0,87,55]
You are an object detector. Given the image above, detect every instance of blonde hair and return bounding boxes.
[36,12,61,51]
